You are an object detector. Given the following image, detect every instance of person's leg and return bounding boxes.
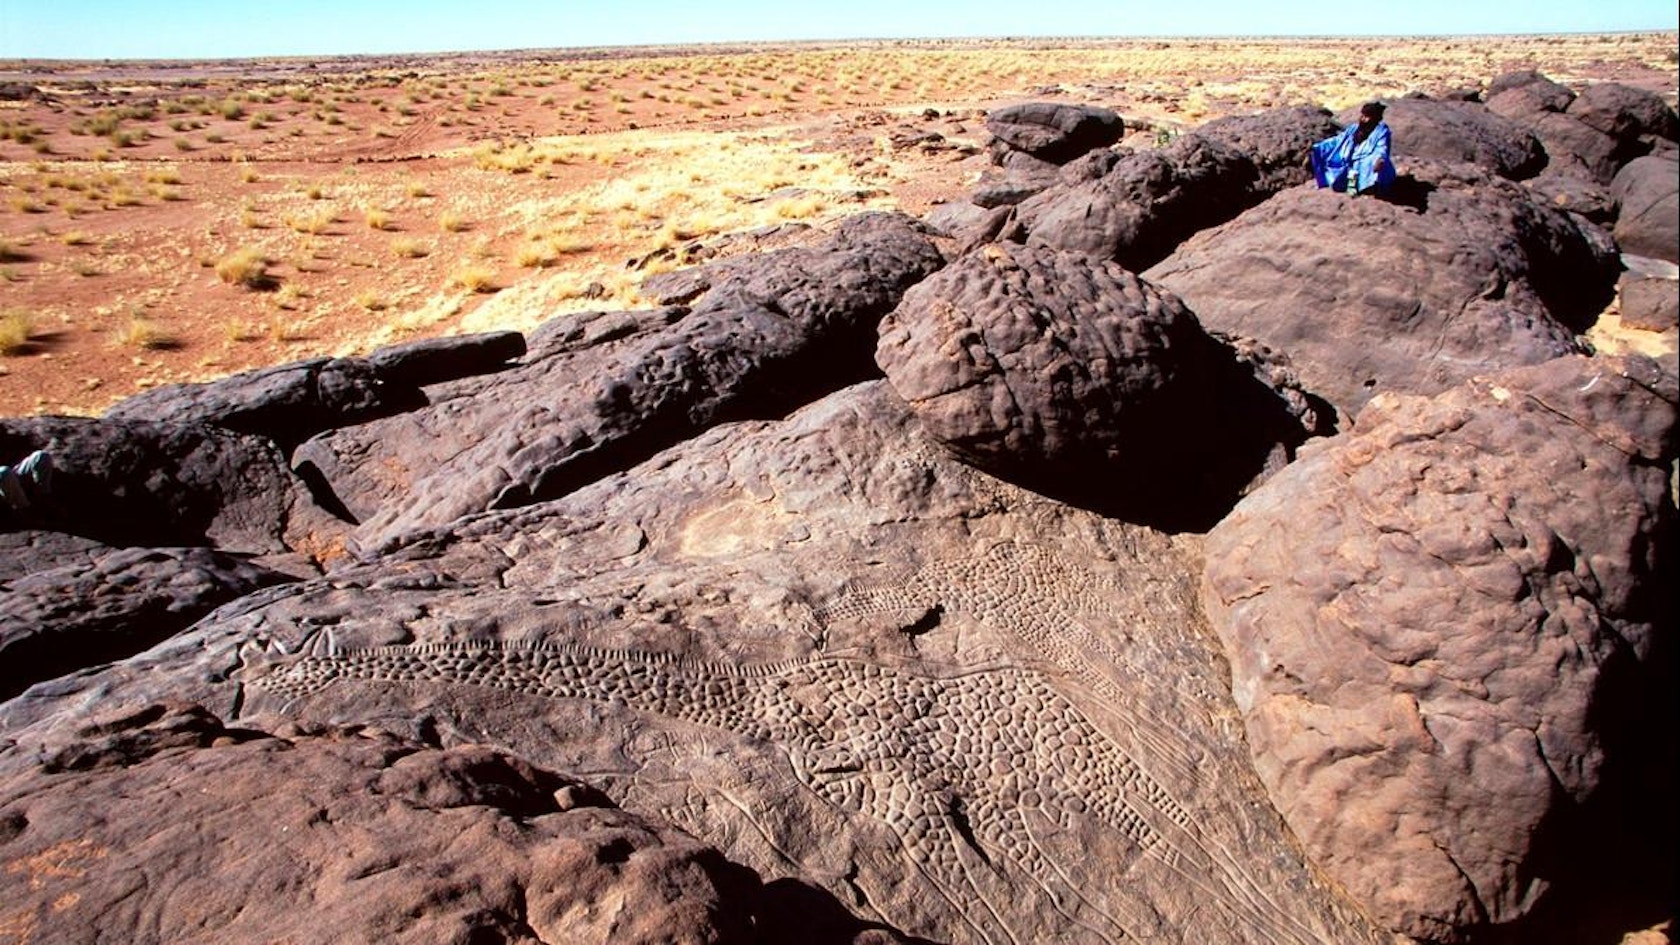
[16,450,51,496]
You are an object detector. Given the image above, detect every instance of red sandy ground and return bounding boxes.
[0,35,1674,417]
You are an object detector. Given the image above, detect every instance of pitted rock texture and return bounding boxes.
[2,381,1387,945]
[1197,105,1342,192]
[0,545,291,700]
[1365,98,1546,180]
[984,102,1124,164]
[1201,354,1677,943]
[875,241,1325,529]
[1145,160,1617,418]
[0,703,774,945]
[1008,132,1260,270]
[294,211,944,553]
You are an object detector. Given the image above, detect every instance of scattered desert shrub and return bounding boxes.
[515,241,556,269]
[354,289,386,311]
[0,310,34,354]
[116,317,177,350]
[285,207,336,234]
[450,265,497,293]
[438,211,467,232]
[390,237,428,258]
[216,247,273,289]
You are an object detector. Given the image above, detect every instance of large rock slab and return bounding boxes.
[1,381,1387,945]
[875,242,1329,529]
[0,703,775,945]
[103,331,527,453]
[1201,354,1677,943]
[294,212,944,553]
[984,102,1124,164]
[0,545,291,700]
[1009,132,1260,270]
[1611,153,1680,264]
[1145,160,1617,418]
[0,417,333,556]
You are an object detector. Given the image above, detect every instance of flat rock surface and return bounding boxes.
[1202,354,1677,943]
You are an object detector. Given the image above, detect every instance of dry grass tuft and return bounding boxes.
[116,317,179,350]
[0,310,35,355]
[450,265,497,293]
[216,247,274,290]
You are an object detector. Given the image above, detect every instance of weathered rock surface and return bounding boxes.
[1146,160,1617,418]
[984,102,1123,164]
[0,89,1675,945]
[1619,270,1680,332]
[295,212,944,552]
[1009,132,1260,270]
[0,544,291,700]
[1202,354,1677,943]
[1197,105,1342,192]
[0,416,331,555]
[0,702,782,945]
[1611,153,1680,264]
[1484,71,1576,117]
[1369,98,1547,180]
[876,241,1329,529]
[1,381,1387,945]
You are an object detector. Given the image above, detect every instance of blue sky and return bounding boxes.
[1,0,1675,60]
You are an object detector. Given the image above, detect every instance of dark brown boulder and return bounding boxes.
[1355,98,1546,180]
[294,212,944,552]
[984,102,1124,164]
[1611,153,1680,264]
[875,242,1328,529]
[1009,132,1260,270]
[1145,161,1617,419]
[104,356,406,452]
[1202,354,1677,943]
[1198,105,1343,192]
[1619,271,1680,332]
[1566,82,1680,148]
[0,546,291,700]
[0,704,770,945]
[1484,71,1576,116]
[0,417,326,555]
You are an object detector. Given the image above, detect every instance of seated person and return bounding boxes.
[1310,101,1396,195]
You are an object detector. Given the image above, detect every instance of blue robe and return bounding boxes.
[1311,122,1395,194]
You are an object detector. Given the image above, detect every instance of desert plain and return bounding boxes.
[0,33,1675,417]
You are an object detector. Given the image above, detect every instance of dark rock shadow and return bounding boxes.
[755,877,946,945]
[1372,174,1436,211]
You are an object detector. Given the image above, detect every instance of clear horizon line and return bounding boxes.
[3,28,1676,66]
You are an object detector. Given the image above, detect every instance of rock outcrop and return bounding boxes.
[1145,160,1617,418]
[1201,354,1677,943]
[295,212,944,552]
[0,703,783,945]
[2,80,1675,945]
[1372,97,1547,179]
